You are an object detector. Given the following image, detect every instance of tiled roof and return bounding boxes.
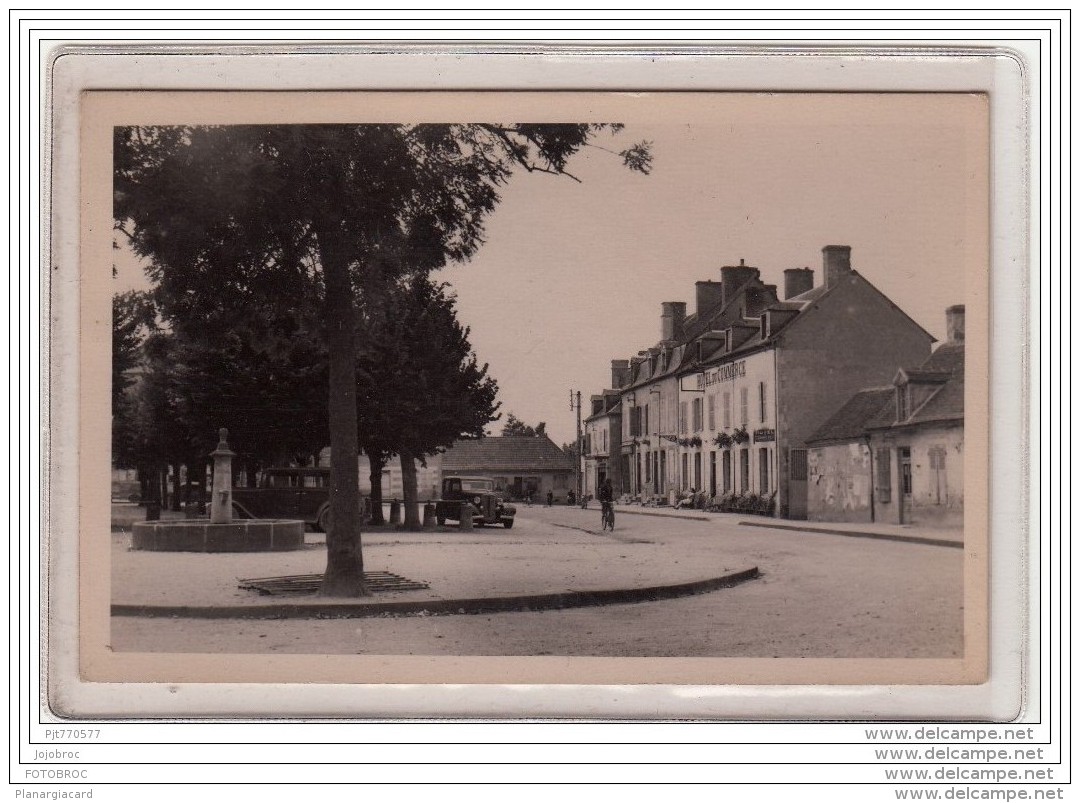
[865,342,966,433]
[907,372,964,424]
[441,435,575,473]
[789,283,829,304]
[807,388,895,444]
[898,368,950,384]
[863,394,900,430]
[920,341,965,374]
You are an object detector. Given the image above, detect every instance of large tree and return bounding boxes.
[364,276,500,528]
[115,123,650,596]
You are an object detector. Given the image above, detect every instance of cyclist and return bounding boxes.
[597,477,615,531]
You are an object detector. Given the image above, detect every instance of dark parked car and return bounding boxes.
[231,467,332,531]
[434,476,516,529]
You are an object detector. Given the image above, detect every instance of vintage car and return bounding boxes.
[434,476,516,529]
[231,467,332,531]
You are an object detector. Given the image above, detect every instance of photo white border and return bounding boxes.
[43,43,1033,722]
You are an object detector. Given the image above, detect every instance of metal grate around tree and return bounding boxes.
[238,571,429,596]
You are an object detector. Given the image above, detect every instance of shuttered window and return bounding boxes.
[875,447,892,502]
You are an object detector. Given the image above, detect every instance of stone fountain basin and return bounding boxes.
[131,519,305,552]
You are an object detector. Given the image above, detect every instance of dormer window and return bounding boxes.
[896,385,909,421]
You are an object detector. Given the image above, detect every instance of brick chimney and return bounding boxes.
[694,280,724,317]
[822,245,852,288]
[946,304,965,343]
[783,267,814,299]
[610,359,630,389]
[720,260,758,307]
[660,301,687,341]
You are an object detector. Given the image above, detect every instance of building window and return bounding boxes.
[692,397,703,432]
[790,448,808,481]
[759,447,769,492]
[875,447,892,502]
[681,453,688,487]
[644,405,650,436]
[739,449,750,491]
[645,451,651,483]
[679,401,688,434]
[585,433,592,455]
[629,407,641,436]
[739,387,749,427]
[694,452,702,490]
[707,394,716,431]
[601,429,607,453]
[723,392,731,429]
[759,381,767,423]
[897,386,909,421]
[722,450,732,491]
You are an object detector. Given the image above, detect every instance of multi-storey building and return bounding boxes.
[604,245,938,518]
[583,386,624,498]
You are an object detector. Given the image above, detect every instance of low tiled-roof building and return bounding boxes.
[440,435,576,502]
[807,306,965,527]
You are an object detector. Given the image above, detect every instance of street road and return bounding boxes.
[111,504,965,659]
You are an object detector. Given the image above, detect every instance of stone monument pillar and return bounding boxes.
[210,428,235,524]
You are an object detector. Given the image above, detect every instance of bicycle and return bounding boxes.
[600,501,615,531]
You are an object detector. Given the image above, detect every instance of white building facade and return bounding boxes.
[678,348,778,500]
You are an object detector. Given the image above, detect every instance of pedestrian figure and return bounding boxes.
[546,490,554,506]
[598,478,615,531]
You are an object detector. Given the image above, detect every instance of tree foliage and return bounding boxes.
[114,122,651,596]
[111,290,156,468]
[501,413,547,438]
[362,277,499,456]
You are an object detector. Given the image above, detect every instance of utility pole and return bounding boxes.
[570,389,583,501]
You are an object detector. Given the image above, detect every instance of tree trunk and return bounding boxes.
[400,449,421,530]
[171,462,182,511]
[314,220,367,597]
[137,465,150,503]
[195,460,209,513]
[368,453,385,525]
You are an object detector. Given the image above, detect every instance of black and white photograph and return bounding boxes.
[89,90,988,686]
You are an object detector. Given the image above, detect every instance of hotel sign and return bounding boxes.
[696,360,746,390]
[753,428,776,443]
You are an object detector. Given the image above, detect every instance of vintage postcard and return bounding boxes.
[45,47,1036,718]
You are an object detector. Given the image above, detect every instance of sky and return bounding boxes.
[429,96,986,445]
[113,94,987,448]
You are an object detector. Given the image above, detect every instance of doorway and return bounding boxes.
[898,447,913,524]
